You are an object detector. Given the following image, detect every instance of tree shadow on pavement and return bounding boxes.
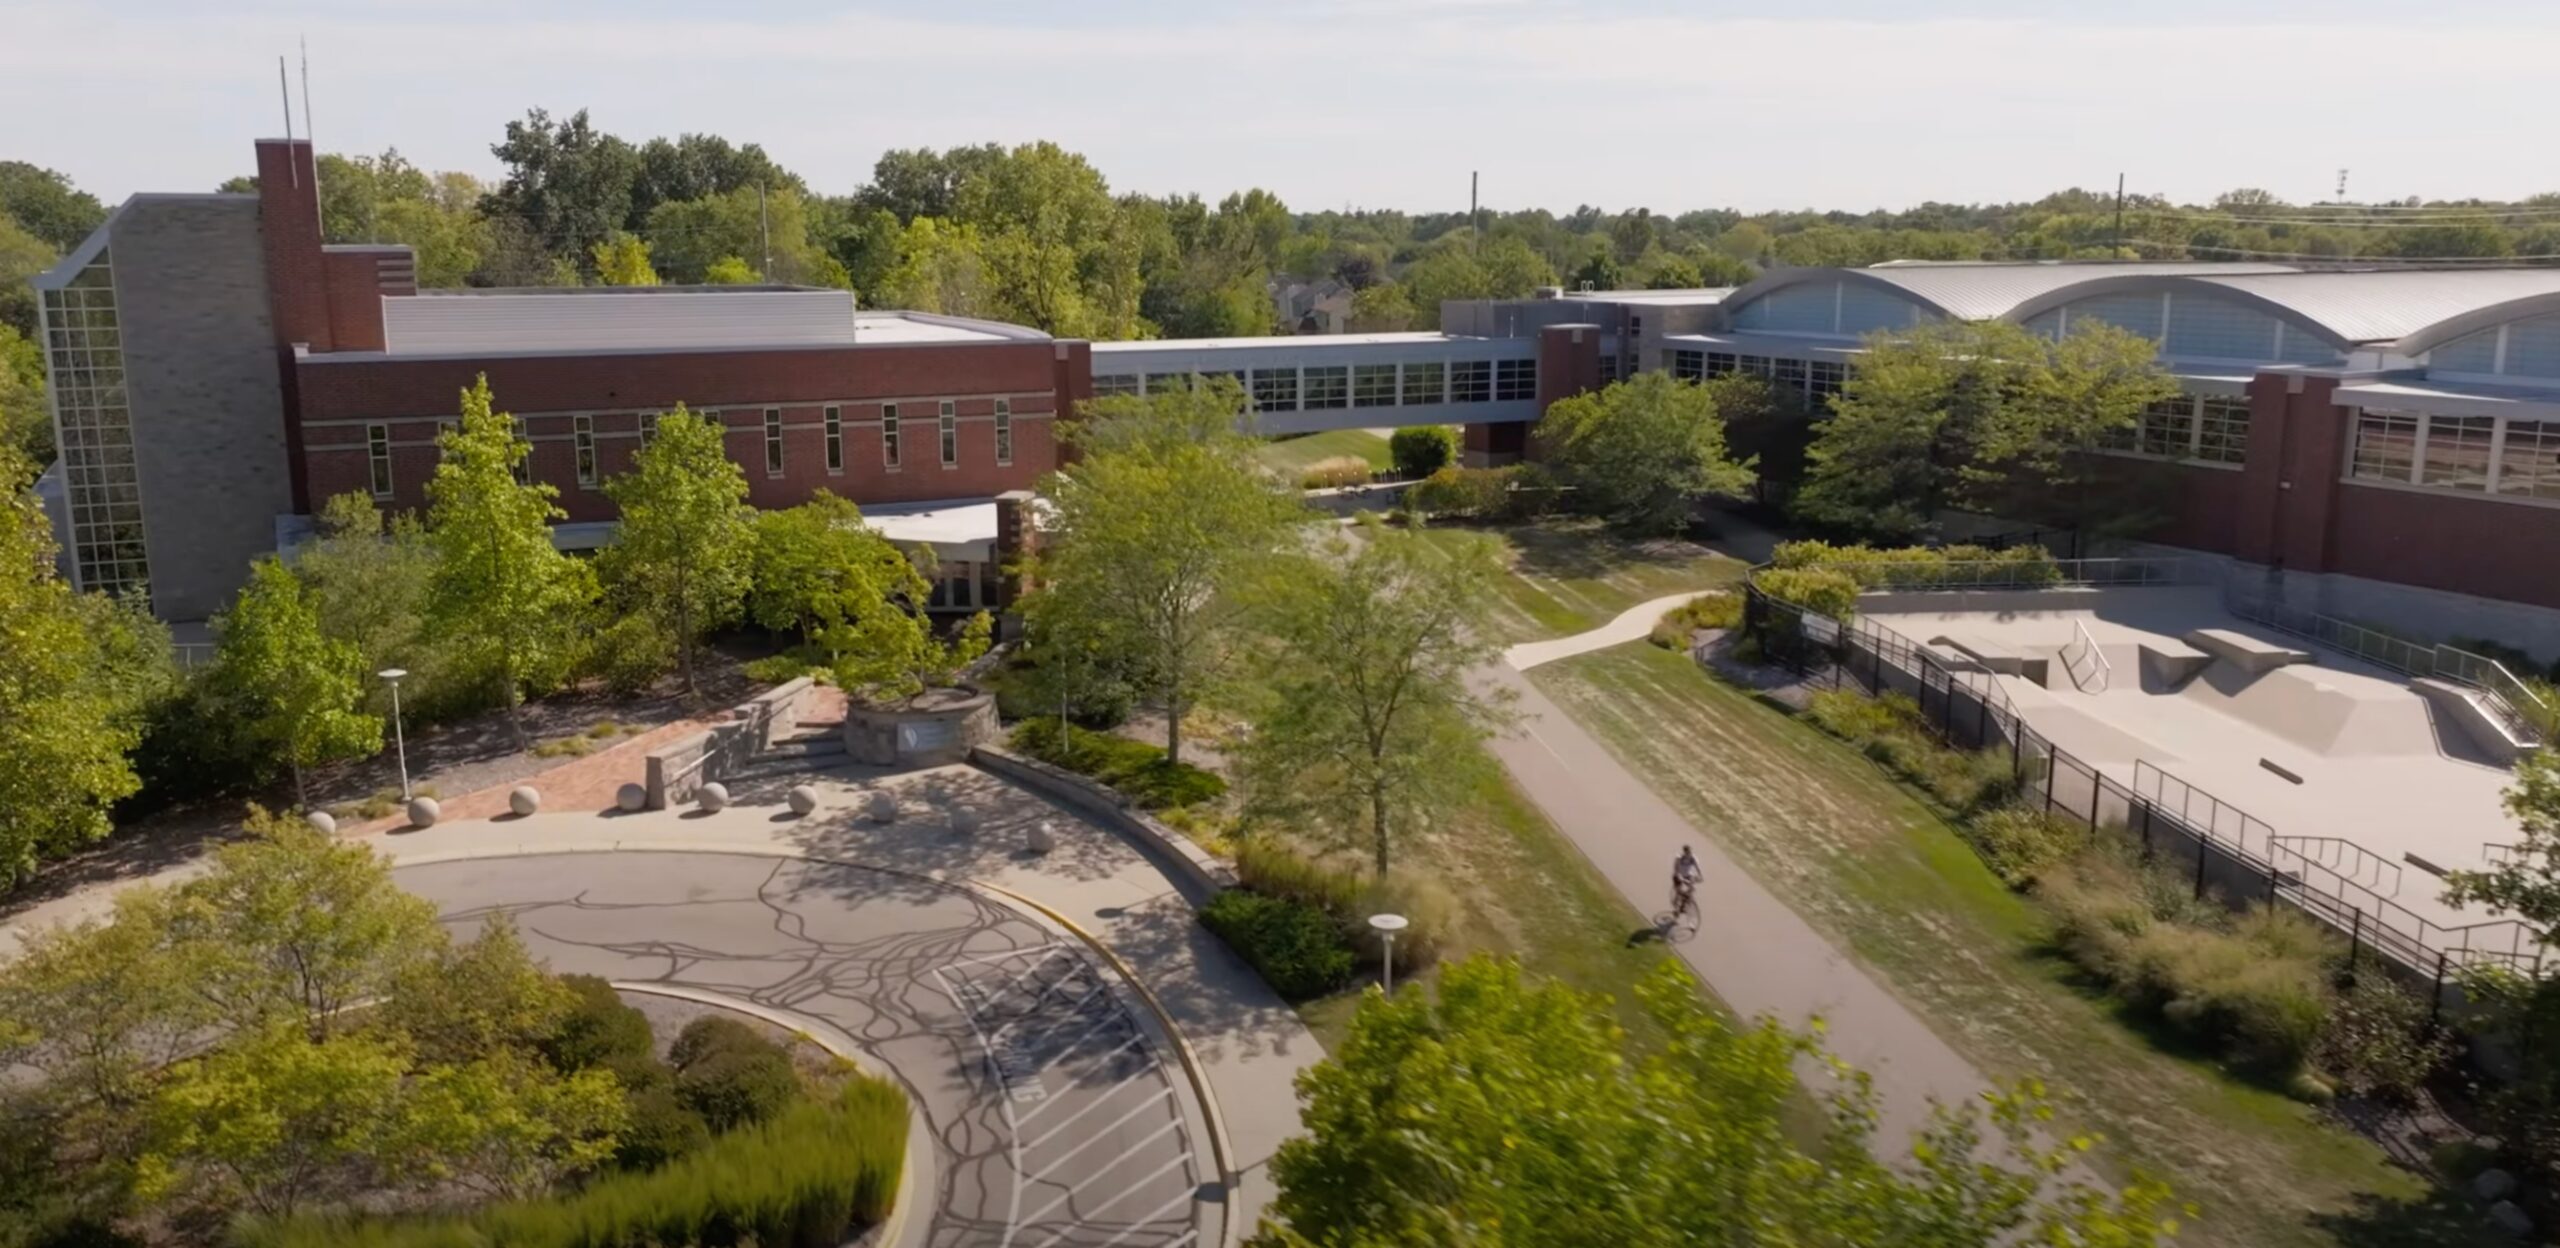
[2305,1186,2505,1248]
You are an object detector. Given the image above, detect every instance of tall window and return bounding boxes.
[366,424,393,498]
[2500,419,2560,501]
[994,399,1013,466]
[2350,410,2421,483]
[509,416,530,486]
[1252,368,1300,412]
[1352,364,1398,407]
[824,405,843,474]
[1705,352,1738,378]
[574,414,596,486]
[1668,349,1704,381]
[763,408,784,476]
[637,412,657,445]
[2421,415,2495,491]
[1304,366,1349,409]
[882,404,901,469]
[1495,358,1537,401]
[1402,361,1445,406]
[1806,360,1848,402]
[2195,398,2250,464]
[939,400,957,467]
[1451,360,1492,403]
[2138,398,2197,458]
[1094,374,1141,398]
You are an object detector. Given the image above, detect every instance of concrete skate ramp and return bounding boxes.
[2177,661,2439,757]
[2183,628,2313,674]
[2137,638,2213,690]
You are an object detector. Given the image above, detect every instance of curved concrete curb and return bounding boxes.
[393,840,1241,1248]
[607,982,933,1248]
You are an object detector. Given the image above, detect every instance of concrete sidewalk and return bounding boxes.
[1477,661,1994,1143]
[1503,591,1714,671]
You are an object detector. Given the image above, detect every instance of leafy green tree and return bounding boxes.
[375,914,573,1069]
[482,108,641,277]
[954,142,1140,337]
[2,322,50,462]
[0,213,56,339]
[166,807,443,1040]
[296,492,442,718]
[831,598,993,705]
[590,232,659,286]
[1706,373,1814,501]
[1795,320,2178,542]
[702,255,760,285]
[425,377,599,747]
[873,217,992,316]
[1240,521,1515,875]
[1258,957,2186,1247]
[1535,372,1754,535]
[631,133,802,224]
[391,1048,628,1201]
[646,186,844,287]
[1569,238,1624,291]
[374,170,492,288]
[210,558,384,807]
[0,161,106,250]
[1400,247,1492,311]
[2448,750,2560,926]
[1478,236,1559,298]
[599,404,753,695]
[1346,282,1416,332]
[0,886,204,1145]
[745,492,914,649]
[135,1023,413,1219]
[0,445,141,887]
[1027,381,1304,763]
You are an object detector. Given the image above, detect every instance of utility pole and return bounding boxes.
[1471,171,1481,256]
[277,57,296,186]
[2113,172,2126,259]
[758,181,773,280]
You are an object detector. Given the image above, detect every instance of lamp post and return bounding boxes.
[1368,912,1410,994]
[379,668,412,801]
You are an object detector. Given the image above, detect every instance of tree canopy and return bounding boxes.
[598,404,754,694]
[1536,372,1756,535]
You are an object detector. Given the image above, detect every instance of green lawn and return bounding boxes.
[1410,518,1749,644]
[1291,762,1689,1053]
[1530,641,2494,1248]
[1257,428,1394,476]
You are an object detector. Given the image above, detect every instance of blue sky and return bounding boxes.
[7,0,2557,213]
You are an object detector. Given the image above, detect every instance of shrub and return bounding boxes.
[531,735,596,759]
[1355,873,1458,974]
[1389,426,1459,478]
[1235,839,1365,917]
[1805,690,1903,741]
[541,976,658,1078]
[1407,466,1521,519]
[592,612,673,697]
[614,1082,713,1171]
[1299,456,1374,490]
[1648,592,1741,650]
[1200,890,1356,1000]
[743,652,828,685]
[1010,718,1227,811]
[670,1017,802,1134]
[1768,540,2059,590]
[1968,805,2090,888]
[244,1076,908,1248]
[1232,840,1453,977]
[2314,974,2452,1103]
[1752,566,1860,621]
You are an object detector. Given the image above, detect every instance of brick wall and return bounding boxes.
[294,340,1062,519]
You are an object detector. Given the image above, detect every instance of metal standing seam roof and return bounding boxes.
[2179,269,2560,347]
[1723,262,2297,323]
[376,290,1047,356]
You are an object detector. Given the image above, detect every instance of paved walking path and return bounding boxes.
[1502,592,1716,671]
[1482,650,1996,1145]
[3,762,1320,1247]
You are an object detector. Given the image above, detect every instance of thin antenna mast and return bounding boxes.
[277,58,297,187]
[300,37,315,158]
[1471,171,1480,256]
[2113,172,2125,258]
[2336,168,2351,201]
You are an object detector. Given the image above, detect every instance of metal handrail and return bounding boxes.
[1754,556,2208,594]
[2224,588,2546,748]
[2272,835,2404,896]
[2061,619,2112,693]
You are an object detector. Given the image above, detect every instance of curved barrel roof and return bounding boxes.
[1718,261,2295,323]
[2006,268,2560,348]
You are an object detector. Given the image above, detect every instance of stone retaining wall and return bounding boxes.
[968,745,1233,904]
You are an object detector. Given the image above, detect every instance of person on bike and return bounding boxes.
[1671,845,1704,914]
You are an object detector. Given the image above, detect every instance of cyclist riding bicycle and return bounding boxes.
[1671,845,1704,917]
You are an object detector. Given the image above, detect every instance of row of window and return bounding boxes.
[362,402,1015,499]
[1093,359,1538,410]
[2350,409,2560,501]
[2093,396,2252,466]
[1663,349,1848,401]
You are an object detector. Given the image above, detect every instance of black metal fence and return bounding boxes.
[1741,584,2548,1009]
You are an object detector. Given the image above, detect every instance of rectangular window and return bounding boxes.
[2195,398,2250,464]
[1705,352,1738,378]
[1772,358,1807,394]
[2500,419,2560,501]
[366,423,393,498]
[1806,360,1847,402]
[763,408,784,476]
[1353,363,1399,408]
[2421,414,2496,491]
[1402,361,1445,406]
[1739,355,1773,378]
[637,412,656,445]
[882,404,901,470]
[824,405,843,474]
[1450,360,1492,403]
[1094,374,1141,399]
[994,399,1013,466]
[1495,358,1537,401]
[2138,398,2196,458]
[1146,373,1189,396]
[939,400,957,468]
[509,416,530,486]
[1304,365,1348,409]
[1668,349,1704,381]
[1251,368,1299,412]
[2350,409,2421,483]
[1599,354,1619,383]
[574,414,596,487]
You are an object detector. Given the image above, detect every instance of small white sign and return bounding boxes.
[898,720,958,752]
[1800,613,1841,645]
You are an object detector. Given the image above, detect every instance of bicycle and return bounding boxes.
[1664,875,1700,934]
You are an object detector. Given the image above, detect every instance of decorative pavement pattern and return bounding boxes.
[395,851,1203,1248]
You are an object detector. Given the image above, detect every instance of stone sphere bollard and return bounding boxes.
[406,796,441,828]
[306,810,337,835]
[617,783,648,813]
[787,785,819,816]
[949,807,981,835]
[509,786,541,817]
[697,782,730,813]
[1025,819,1057,855]
[865,791,898,824]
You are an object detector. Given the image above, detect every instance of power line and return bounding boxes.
[2153,242,2560,263]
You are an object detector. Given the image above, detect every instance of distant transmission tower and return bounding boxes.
[2336,168,2351,202]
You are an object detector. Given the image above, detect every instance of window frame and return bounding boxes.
[366,423,393,499]
[763,407,785,477]
[882,404,901,471]
[994,398,1013,467]
[1495,358,1537,402]
[1352,363,1399,408]
[1450,360,1492,403]
[1304,365,1349,410]
[939,400,958,468]
[574,413,597,487]
[1251,367,1300,412]
[1401,361,1445,406]
[824,404,843,474]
